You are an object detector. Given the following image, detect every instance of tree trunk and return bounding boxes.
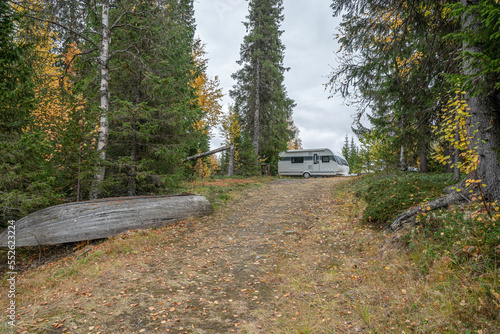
[228,144,235,176]
[453,129,461,181]
[90,0,111,199]
[461,0,500,201]
[466,96,500,200]
[184,145,233,161]
[418,141,429,173]
[128,129,137,196]
[443,143,453,173]
[77,145,82,202]
[390,181,470,230]
[128,84,140,196]
[390,0,500,230]
[400,145,408,171]
[253,58,261,164]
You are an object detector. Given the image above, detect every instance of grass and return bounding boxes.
[0,175,273,333]
[1,174,498,333]
[251,174,499,333]
[354,172,456,228]
[178,175,274,210]
[0,176,272,278]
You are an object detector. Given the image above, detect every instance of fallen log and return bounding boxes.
[184,144,235,176]
[0,194,213,247]
[390,180,471,231]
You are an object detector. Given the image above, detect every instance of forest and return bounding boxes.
[0,0,299,228]
[1,0,499,225]
[329,0,500,224]
[0,0,499,332]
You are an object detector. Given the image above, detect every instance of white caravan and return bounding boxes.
[278,148,350,178]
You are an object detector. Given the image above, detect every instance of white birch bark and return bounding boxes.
[90,0,110,199]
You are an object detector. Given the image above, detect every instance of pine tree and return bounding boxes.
[287,123,302,150]
[330,0,500,225]
[0,1,87,223]
[328,0,459,174]
[455,0,500,200]
[220,106,242,174]
[349,137,360,172]
[230,0,296,171]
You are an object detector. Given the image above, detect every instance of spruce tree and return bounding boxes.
[230,0,296,171]
[328,0,459,173]
[0,1,35,134]
[105,0,205,195]
[341,134,350,161]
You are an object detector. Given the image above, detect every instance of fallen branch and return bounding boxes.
[390,179,472,231]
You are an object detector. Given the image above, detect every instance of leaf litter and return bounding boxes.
[2,177,494,333]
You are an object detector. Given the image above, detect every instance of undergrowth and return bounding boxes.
[354,172,456,228]
[405,203,500,329]
[351,172,500,330]
[409,204,500,272]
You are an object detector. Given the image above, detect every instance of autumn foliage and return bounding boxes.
[0,0,225,223]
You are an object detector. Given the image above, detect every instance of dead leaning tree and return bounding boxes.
[185,144,235,176]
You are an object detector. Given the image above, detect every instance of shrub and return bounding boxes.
[353,172,455,228]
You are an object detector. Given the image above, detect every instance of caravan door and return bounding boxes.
[308,153,320,174]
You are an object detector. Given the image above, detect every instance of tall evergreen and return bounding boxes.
[328,0,459,172]
[102,0,205,196]
[0,1,35,134]
[341,134,350,161]
[230,0,296,170]
[330,0,500,203]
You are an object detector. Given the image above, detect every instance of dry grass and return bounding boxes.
[241,179,499,334]
[1,176,498,333]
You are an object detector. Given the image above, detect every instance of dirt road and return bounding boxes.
[147,177,348,333]
[8,177,373,333]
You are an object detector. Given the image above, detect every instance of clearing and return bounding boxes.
[1,177,496,333]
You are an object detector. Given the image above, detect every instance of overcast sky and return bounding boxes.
[193,0,359,155]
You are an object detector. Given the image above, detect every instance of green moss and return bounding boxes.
[353,172,455,228]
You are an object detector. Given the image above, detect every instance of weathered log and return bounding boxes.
[0,194,213,247]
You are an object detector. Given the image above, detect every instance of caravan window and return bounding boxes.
[334,156,343,164]
[291,157,304,163]
[340,158,349,166]
[321,156,330,163]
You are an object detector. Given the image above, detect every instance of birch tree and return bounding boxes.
[90,0,110,198]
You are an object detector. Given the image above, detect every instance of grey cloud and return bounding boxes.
[194,0,358,154]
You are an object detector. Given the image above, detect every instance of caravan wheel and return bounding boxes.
[303,172,311,179]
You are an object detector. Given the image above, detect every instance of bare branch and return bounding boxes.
[24,14,99,49]
[61,47,99,82]
[110,49,147,69]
